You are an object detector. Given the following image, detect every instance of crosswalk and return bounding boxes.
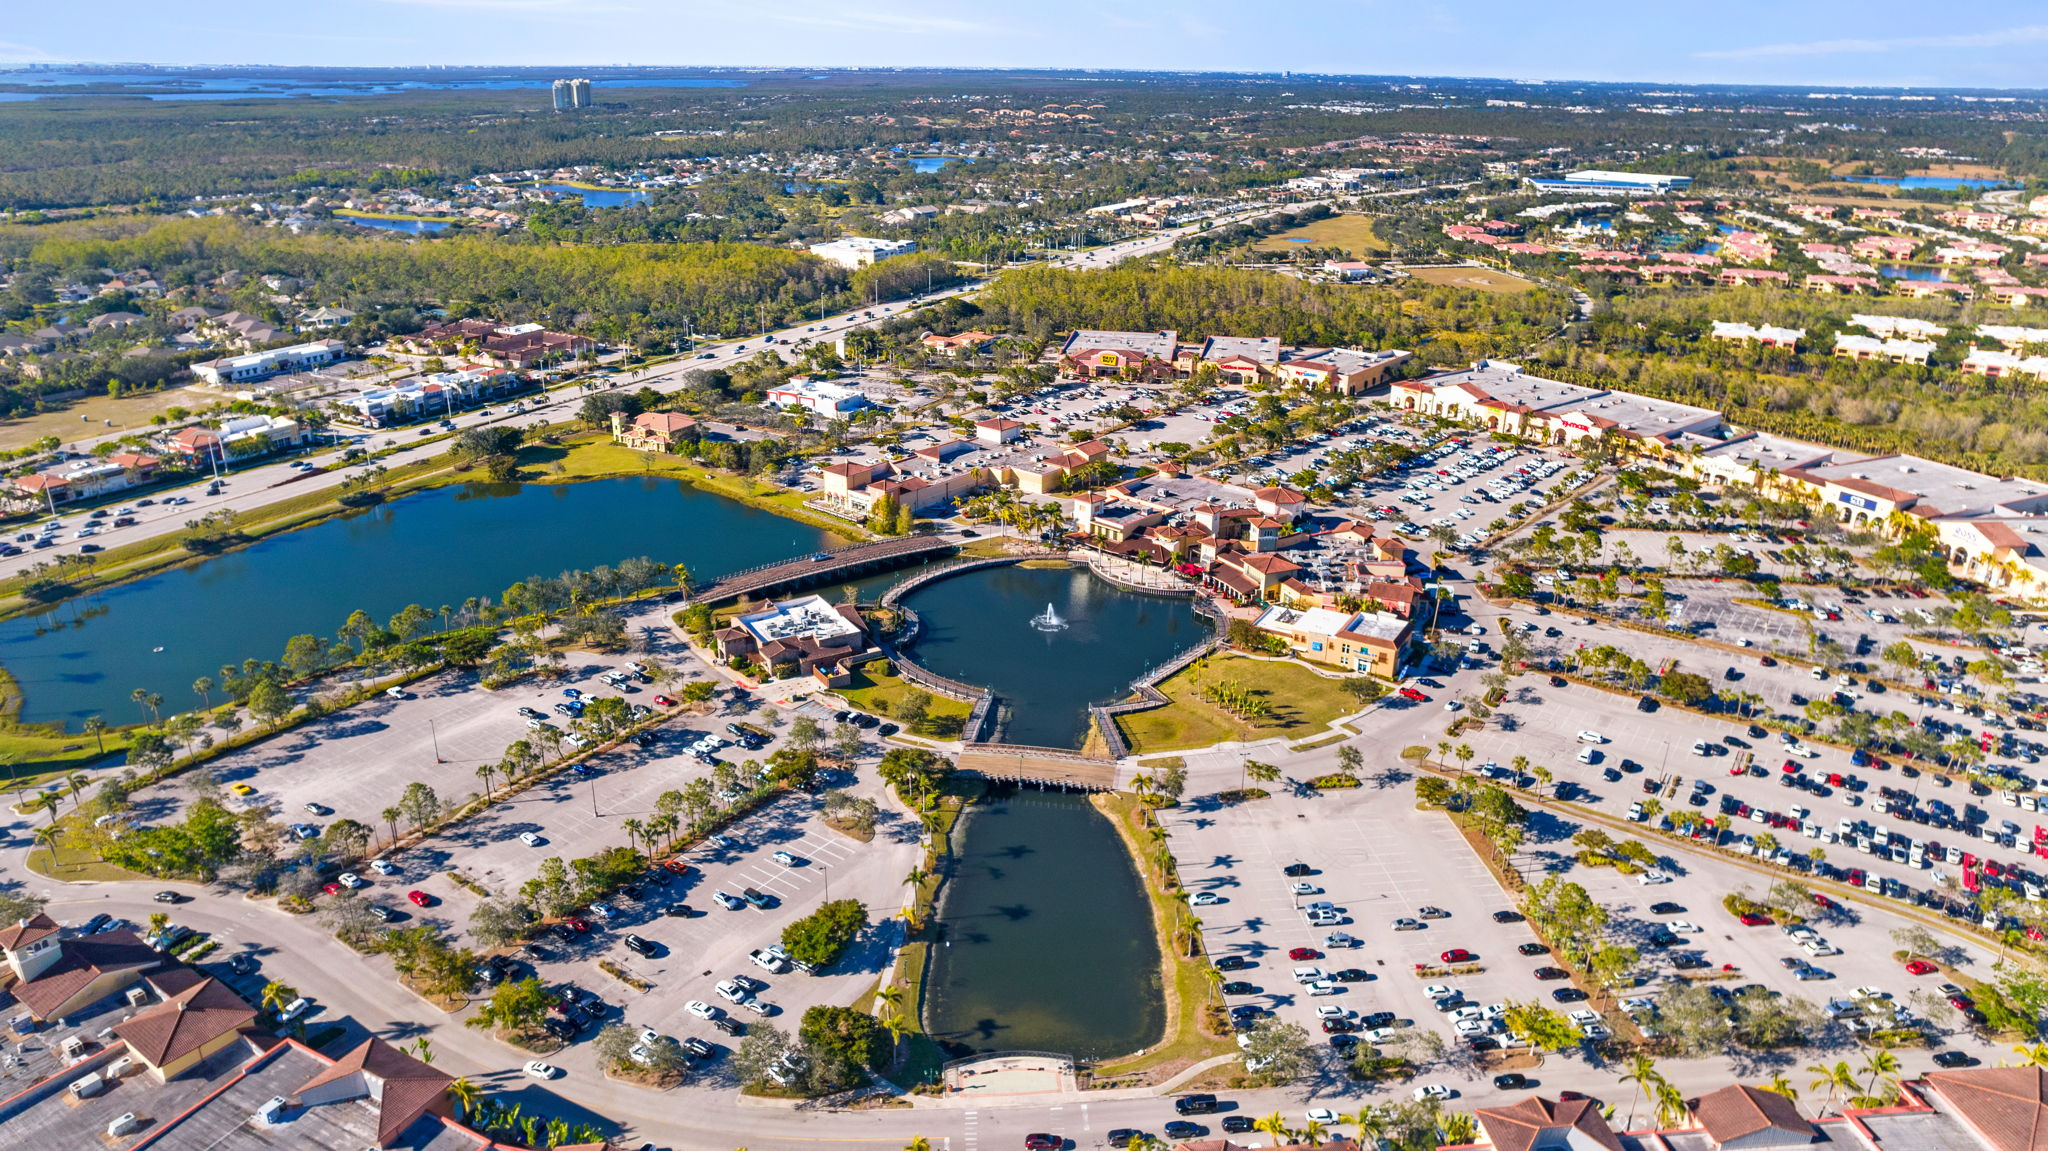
[964,1111,979,1151]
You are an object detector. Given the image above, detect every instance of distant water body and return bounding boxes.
[0,70,742,101]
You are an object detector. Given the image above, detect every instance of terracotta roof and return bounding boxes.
[1685,1083,1813,1144]
[1238,553,1303,575]
[1926,1067,2048,1151]
[9,930,161,1018]
[1253,486,1306,502]
[294,1036,453,1146]
[114,974,257,1070]
[1474,1095,1624,1151]
[631,411,698,434]
[976,417,1024,431]
[0,912,60,952]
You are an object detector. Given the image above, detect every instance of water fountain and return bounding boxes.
[1028,602,1069,633]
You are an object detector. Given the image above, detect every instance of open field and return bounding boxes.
[1115,652,1359,753]
[1253,213,1386,257]
[0,387,211,453]
[835,664,973,731]
[1403,264,1539,293]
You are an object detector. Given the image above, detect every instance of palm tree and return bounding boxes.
[409,1036,434,1066]
[147,912,170,938]
[1808,1060,1855,1115]
[446,1077,483,1121]
[193,677,215,708]
[1764,1072,1798,1101]
[28,792,60,825]
[1859,1050,1901,1099]
[1300,1117,1327,1146]
[475,763,495,800]
[1253,1113,1293,1146]
[1654,1082,1689,1129]
[259,980,298,1016]
[1439,1113,1478,1145]
[381,807,402,846]
[1346,1108,1389,1149]
[31,824,63,862]
[622,818,646,856]
[82,716,107,755]
[1620,1053,1665,1128]
[2012,1041,2048,1069]
[66,773,88,804]
[1201,963,1226,1001]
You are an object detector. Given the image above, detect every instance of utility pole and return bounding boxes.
[429,719,444,764]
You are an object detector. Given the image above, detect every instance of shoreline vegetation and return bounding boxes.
[332,207,465,224]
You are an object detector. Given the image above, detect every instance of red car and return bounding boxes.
[1440,948,1475,963]
[406,890,432,907]
[1025,1136,1062,1150]
[653,695,677,707]
[564,915,591,932]
[1399,688,1429,702]
[1737,912,1773,927]
[1288,947,1322,961]
[1781,761,1799,773]
[1905,960,1938,975]
[321,882,343,895]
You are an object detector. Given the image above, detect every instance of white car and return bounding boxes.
[1637,870,1672,885]
[1423,984,1456,1000]
[523,1060,557,1079]
[1307,980,1340,996]
[685,1000,718,1019]
[1449,1006,1485,1023]
[1292,966,1327,983]
[1289,882,1322,896]
[1414,1084,1451,1102]
[1577,730,1606,744]
[1668,920,1703,934]
[338,872,364,889]
[1454,1018,1488,1036]
[1568,1009,1600,1026]
[1306,1108,1340,1124]
[1852,986,1891,1001]
[772,851,801,867]
[1314,1005,1353,1021]
[1190,892,1225,906]
[1577,748,1601,765]
[1324,932,1361,949]
[368,859,397,876]
[276,997,310,1023]
[519,832,543,847]
[715,980,747,1003]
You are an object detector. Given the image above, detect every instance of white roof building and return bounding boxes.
[808,236,917,268]
[1850,315,1949,340]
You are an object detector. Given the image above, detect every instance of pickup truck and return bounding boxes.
[749,948,790,973]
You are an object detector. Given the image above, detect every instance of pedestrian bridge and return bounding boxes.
[957,743,1120,790]
[690,536,954,605]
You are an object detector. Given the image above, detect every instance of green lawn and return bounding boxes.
[1253,214,1387,257]
[1116,653,1367,753]
[834,665,972,735]
[519,437,861,537]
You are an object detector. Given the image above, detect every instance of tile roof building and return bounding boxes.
[0,913,162,1021]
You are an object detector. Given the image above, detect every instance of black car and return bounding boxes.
[1650,901,1686,915]
[1221,1118,1255,1135]
[1602,768,1622,782]
[1214,955,1248,971]
[1283,863,1313,877]
[1549,675,1568,687]
[1328,1033,1360,1050]
[369,904,400,923]
[1933,1051,1977,1068]
[665,904,701,918]
[153,891,185,904]
[1492,910,1524,923]
[1673,955,1712,970]
[1332,968,1371,983]
[1533,966,1569,981]
[1637,696,1659,713]
[1517,943,1550,956]
[1648,928,1680,948]
[81,913,112,934]
[1105,1131,1143,1149]
[619,883,645,900]
[1174,1094,1219,1116]
[683,1037,716,1061]
[1163,1123,1206,1140]
[543,1016,580,1040]
[520,943,556,962]
[550,923,578,942]
[713,1015,745,1036]
[227,953,259,975]
[1493,1073,1530,1090]
[623,934,660,957]
[878,723,899,737]
[1551,988,1589,1003]
[1221,981,1258,996]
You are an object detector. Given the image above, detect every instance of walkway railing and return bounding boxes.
[879,554,1027,607]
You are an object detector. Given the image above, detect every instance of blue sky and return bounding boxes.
[3,1,2046,89]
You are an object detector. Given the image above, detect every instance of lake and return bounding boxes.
[907,157,965,173]
[897,565,1213,749]
[923,786,1163,1059]
[1837,176,2010,191]
[533,183,651,208]
[0,477,841,728]
[1878,263,1950,282]
[348,217,454,235]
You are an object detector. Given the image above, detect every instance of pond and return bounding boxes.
[897,564,1214,749]
[923,785,1164,1059]
[1836,176,2010,191]
[1878,263,1951,282]
[347,217,454,235]
[907,156,964,173]
[533,183,651,208]
[0,477,842,728]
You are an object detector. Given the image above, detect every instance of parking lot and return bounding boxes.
[1165,771,2007,1096]
[121,650,721,848]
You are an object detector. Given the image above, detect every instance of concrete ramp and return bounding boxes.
[958,743,1119,790]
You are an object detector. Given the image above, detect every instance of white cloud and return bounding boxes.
[1698,24,2048,60]
[0,39,60,62]
[761,9,1002,35]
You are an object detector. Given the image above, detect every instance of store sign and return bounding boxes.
[1837,492,1879,512]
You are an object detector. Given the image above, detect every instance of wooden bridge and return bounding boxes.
[958,743,1120,790]
[690,536,956,605]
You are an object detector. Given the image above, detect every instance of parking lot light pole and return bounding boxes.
[429,720,444,764]
[589,777,599,817]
